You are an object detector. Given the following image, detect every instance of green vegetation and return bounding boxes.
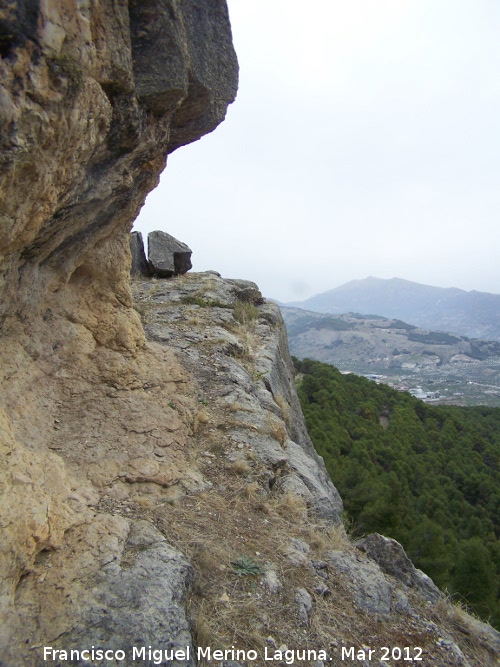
[408,331,461,345]
[286,315,352,336]
[231,555,264,576]
[311,317,352,332]
[348,312,386,320]
[293,357,500,627]
[387,320,416,330]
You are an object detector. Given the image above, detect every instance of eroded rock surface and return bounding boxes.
[0,1,236,663]
[0,0,237,342]
[130,272,500,667]
[355,532,440,602]
[132,272,343,520]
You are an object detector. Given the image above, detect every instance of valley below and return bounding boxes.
[281,307,500,407]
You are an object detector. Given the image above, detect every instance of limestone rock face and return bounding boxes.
[0,2,237,663]
[133,272,344,521]
[0,0,237,343]
[355,532,440,602]
[327,550,393,615]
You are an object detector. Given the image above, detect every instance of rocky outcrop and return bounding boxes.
[130,230,193,277]
[133,272,343,521]
[0,0,237,345]
[356,532,440,602]
[0,1,236,663]
[130,273,500,667]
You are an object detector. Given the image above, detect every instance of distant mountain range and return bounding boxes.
[286,277,500,341]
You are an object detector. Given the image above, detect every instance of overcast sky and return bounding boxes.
[133,0,500,302]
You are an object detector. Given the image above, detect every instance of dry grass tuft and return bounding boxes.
[233,299,259,326]
[430,593,492,659]
[303,523,349,554]
[188,314,202,326]
[193,601,213,650]
[193,408,210,434]
[197,408,209,423]
[229,401,255,413]
[239,329,258,362]
[267,415,288,446]
[229,458,252,476]
[273,491,308,521]
[243,481,261,499]
[273,393,291,425]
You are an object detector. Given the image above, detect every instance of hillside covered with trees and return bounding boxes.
[294,358,500,628]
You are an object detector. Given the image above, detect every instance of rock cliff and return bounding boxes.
[0,2,499,666]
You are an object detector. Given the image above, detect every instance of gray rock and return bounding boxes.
[286,538,311,566]
[67,520,194,666]
[392,589,412,615]
[264,569,281,593]
[148,231,193,277]
[129,0,239,151]
[251,305,343,521]
[355,533,440,602]
[130,231,150,276]
[295,587,313,624]
[327,550,393,615]
[314,583,331,597]
[289,538,310,555]
[226,278,264,304]
[0,0,238,326]
[312,560,329,580]
[132,271,344,523]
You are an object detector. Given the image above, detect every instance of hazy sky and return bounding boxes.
[133,0,500,302]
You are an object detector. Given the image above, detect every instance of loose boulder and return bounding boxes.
[130,231,150,276]
[148,231,193,277]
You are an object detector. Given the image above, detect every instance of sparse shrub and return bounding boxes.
[209,442,225,456]
[231,555,264,576]
[181,292,229,308]
[233,299,259,325]
[181,294,210,307]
